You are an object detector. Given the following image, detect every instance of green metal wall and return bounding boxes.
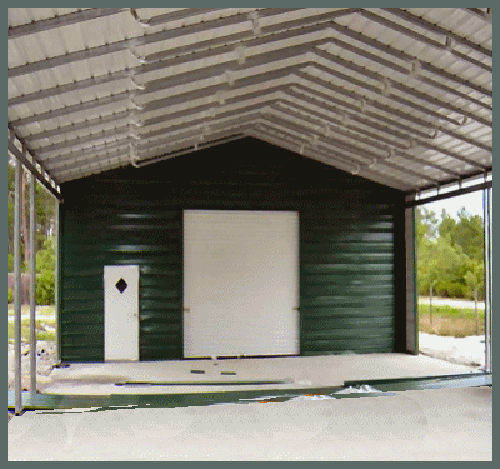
[59,138,405,362]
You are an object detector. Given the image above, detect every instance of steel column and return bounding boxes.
[55,199,61,365]
[484,187,492,373]
[29,172,36,399]
[13,157,22,415]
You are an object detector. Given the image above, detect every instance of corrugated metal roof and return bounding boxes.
[8,8,492,193]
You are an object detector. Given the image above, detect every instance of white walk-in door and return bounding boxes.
[183,210,299,357]
[104,265,140,361]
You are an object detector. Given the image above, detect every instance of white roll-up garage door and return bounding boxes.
[183,210,299,357]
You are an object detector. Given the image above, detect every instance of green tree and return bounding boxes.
[465,260,485,335]
[8,159,55,272]
[35,237,55,305]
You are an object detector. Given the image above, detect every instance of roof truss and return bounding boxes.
[8,8,492,193]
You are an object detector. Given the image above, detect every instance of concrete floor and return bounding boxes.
[8,386,492,460]
[42,353,481,395]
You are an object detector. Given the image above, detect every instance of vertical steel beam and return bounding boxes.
[29,174,37,399]
[14,158,22,415]
[55,199,61,365]
[405,197,418,354]
[484,187,492,373]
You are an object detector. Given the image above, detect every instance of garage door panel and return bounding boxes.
[184,210,299,357]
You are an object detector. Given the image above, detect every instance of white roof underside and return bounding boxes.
[8,8,492,193]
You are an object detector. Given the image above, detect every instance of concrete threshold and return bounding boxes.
[37,353,483,397]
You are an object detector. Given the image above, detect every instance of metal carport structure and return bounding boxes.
[8,8,492,415]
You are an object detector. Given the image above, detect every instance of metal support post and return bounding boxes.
[55,199,60,365]
[14,158,22,415]
[484,187,492,373]
[30,173,37,398]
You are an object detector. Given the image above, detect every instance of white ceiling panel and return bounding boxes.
[8,8,492,194]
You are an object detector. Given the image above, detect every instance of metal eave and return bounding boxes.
[7,130,62,200]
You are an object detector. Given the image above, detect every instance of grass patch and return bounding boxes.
[419,304,485,337]
[8,304,55,317]
[8,318,56,344]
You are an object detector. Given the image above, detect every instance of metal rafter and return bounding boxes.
[8,8,126,38]
[288,84,489,155]
[272,99,462,178]
[300,66,460,127]
[465,8,492,23]
[326,20,492,98]
[358,10,491,72]
[8,10,356,107]
[8,8,350,79]
[291,76,491,155]
[263,110,439,183]
[312,49,492,127]
[383,8,492,57]
[322,28,491,111]
[252,119,428,187]
[247,127,414,191]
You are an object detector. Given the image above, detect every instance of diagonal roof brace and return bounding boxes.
[8,132,62,200]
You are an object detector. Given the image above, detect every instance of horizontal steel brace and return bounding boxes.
[136,8,223,26]
[248,127,413,191]
[310,57,465,127]
[8,139,61,200]
[135,134,248,168]
[291,79,432,138]
[314,47,492,126]
[359,10,491,72]
[327,20,492,98]
[46,144,131,172]
[291,78,490,152]
[8,8,348,78]
[272,101,394,153]
[139,106,268,145]
[25,109,132,142]
[139,41,326,94]
[406,181,492,207]
[10,92,130,127]
[41,135,131,162]
[322,29,491,110]
[253,121,422,189]
[8,8,125,39]
[34,125,129,155]
[272,99,461,178]
[281,92,423,148]
[8,70,131,107]
[262,112,439,183]
[8,10,353,107]
[383,8,492,58]
[465,8,492,22]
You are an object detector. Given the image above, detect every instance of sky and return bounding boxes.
[423,190,484,220]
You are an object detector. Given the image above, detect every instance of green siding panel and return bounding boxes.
[59,138,404,362]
